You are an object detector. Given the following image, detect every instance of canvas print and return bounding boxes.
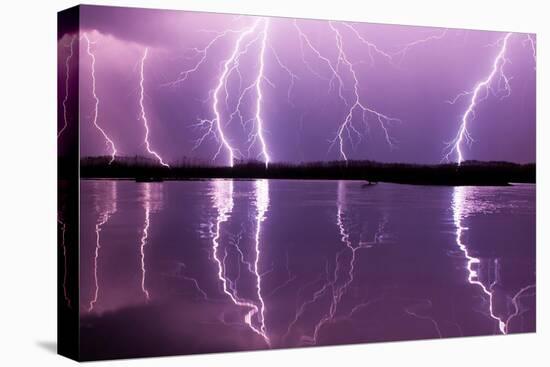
[57,5,536,361]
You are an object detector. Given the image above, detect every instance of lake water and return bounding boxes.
[76,179,536,360]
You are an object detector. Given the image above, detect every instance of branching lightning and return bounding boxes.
[164,27,247,87]
[308,181,386,344]
[59,34,76,140]
[286,182,388,345]
[404,299,443,338]
[140,185,152,300]
[392,29,448,62]
[139,48,170,167]
[269,44,300,107]
[83,33,118,164]
[209,180,270,345]
[193,20,262,166]
[293,20,401,161]
[504,284,536,333]
[293,21,348,107]
[138,182,164,301]
[175,262,210,300]
[252,179,270,338]
[250,21,271,167]
[328,22,400,160]
[443,33,513,164]
[452,186,506,333]
[341,23,395,66]
[191,19,272,167]
[58,218,71,308]
[89,181,118,312]
[452,186,535,335]
[523,34,536,70]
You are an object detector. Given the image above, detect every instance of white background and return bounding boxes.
[0,0,547,365]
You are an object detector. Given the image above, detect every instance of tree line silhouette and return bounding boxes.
[78,156,535,186]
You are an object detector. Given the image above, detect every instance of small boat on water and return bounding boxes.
[362,180,378,188]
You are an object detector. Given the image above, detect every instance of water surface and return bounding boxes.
[77,179,536,360]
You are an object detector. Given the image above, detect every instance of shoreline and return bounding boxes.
[78,176,531,187]
[72,157,536,187]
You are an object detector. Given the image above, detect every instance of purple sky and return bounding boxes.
[58,5,536,165]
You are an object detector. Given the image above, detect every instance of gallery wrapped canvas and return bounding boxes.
[58,4,536,361]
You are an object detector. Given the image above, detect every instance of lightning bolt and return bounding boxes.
[190,19,272,166]
[303,182,362,344]
[340,23,395,66]
[58,34,76,140]
[194,20,262,166]
[175,262,210,300]
[452,186,506,334]
[504,284,536,333]
[523,34,536,70]
[209,180,270,345]
[58,217,71,308]
[392,29,448,63]
[452,186,537,335]
[294,21,399,161]
[139,48,170,167]
[250,21,270,167]
[329,22,400,160]
[269,44,300,107]
[266,251,297,298]
[282,265,333,344]
[403,299,443,338]
[252,179,270,338]
[83,33,118,164]
[138,182,164,301]
[164,23,248,87]
[308,181,387,344]
[293,21,348,106]
[139,184,151,300]
[88,181,118,312]
[443,33,513,164]
[286,182,387,345]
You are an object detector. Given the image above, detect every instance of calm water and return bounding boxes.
[76,179,535,359]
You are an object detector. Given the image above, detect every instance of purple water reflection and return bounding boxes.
[78,179,535,360]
